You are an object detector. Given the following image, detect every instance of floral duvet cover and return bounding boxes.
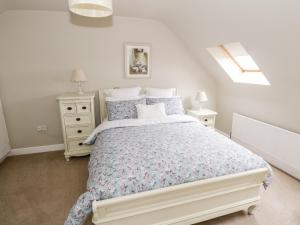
[65,115,272,225]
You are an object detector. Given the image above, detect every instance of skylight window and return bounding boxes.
[208,42,270,86]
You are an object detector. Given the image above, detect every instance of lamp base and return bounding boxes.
[77,82,84,95]
[193,102,204,111]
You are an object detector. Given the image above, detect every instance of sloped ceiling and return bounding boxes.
[2,0,300,87]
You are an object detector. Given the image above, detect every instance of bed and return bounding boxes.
[65,88,272,225]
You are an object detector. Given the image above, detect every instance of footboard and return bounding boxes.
[92,168,268,225]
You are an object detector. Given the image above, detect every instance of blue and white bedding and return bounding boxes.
[65,115,272,225]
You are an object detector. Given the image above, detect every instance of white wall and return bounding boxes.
[0,10,216,148]
[0,0,5,14]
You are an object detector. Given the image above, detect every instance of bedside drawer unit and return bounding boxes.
[66,126,93,139]
[57,92,96,161]
[187,109,218,129]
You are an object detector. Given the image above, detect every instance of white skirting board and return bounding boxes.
[8,144,64,157]
[215,129,230,138]
[232,113,300,180]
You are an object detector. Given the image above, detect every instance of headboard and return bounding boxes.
[99,88,178,123]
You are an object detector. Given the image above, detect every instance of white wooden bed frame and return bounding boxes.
[91,89,269,225]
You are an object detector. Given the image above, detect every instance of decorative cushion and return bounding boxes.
[136,103,167,119]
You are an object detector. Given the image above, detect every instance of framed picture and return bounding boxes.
[125,43,151,78]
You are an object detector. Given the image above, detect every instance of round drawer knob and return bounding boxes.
[67,107,72,110]
[205,119,208,122]
[78,143,83,146]
[82,106,87,110]
[77,130,82,134]
[76,118,81,121]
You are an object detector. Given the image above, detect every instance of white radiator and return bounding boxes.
[232,113,300,180]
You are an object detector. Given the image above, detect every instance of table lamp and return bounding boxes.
[71,69,88,95]
[195,91,208,110]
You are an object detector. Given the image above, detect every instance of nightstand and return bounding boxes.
[187,109,218,128]
[57,92,96,161]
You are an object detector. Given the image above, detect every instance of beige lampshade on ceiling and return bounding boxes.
[69,0,113,18]
[71,69,88,82]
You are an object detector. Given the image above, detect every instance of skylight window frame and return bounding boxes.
[207,42,271,86]
[218,44,261,73]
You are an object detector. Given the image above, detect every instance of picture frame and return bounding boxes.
[124,43,151,79]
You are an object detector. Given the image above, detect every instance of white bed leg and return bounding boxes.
[247,205,257,215]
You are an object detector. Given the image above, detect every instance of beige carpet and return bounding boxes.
[0,151,299,225]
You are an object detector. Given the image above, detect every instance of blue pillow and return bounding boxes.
[146,97,184,115]
[106,98,146,121]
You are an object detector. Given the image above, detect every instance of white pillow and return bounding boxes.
[145,88,176,97]
[104,87,141,98]
[136,103,167,119]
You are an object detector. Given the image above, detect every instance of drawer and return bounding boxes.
[64,115,91,126]
[201,120,213,126]
[200,116,214,124]
[77,102,91,114]
[203,124,213,128]
[67,139,90,152]
[62,103,76,114]
[66,126,93,138]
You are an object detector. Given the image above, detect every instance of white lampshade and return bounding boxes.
[71,69,88,82]
[69,0,113,18]
[195,91,208,102]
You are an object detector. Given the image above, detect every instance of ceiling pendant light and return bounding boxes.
[69,0,113,18]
